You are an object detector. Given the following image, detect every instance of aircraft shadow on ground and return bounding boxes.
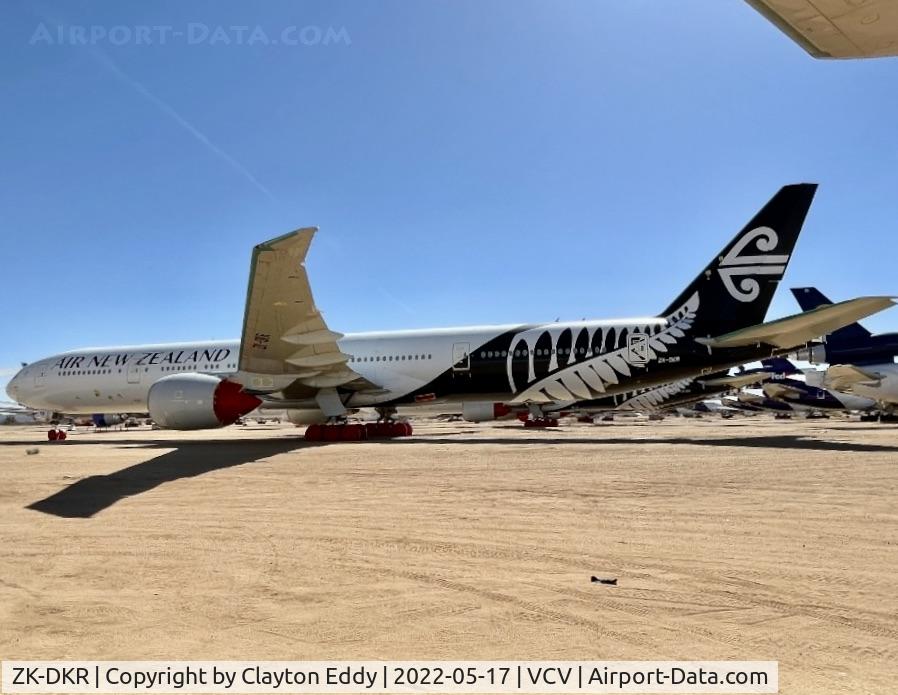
[390,433,898,453]
[19,430,897,518]
[26,438,304,519]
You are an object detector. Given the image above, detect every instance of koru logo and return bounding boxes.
[718,226,789,303]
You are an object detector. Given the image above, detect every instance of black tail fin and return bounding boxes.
[790,287,873,346]
[661,183,818,337]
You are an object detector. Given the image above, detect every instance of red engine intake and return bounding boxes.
[148,373,261,430]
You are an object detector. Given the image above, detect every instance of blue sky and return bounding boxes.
[3,0,898,393]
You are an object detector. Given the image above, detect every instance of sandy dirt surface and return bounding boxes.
[0,416,896,694]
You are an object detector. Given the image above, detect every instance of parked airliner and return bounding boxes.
[6,184,895,440]
[793,287,898,413]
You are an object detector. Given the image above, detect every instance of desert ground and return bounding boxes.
[0,415,896,694]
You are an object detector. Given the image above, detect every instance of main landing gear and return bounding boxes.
[519,405,559,428]
[303,408,413,442]
[523,417,559,428]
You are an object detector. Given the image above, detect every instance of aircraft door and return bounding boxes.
[127,365,141,384]
[452,342,470,372]
[627,333,649,367]
[33,368,46,389]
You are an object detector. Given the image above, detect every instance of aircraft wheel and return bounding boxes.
[344,424,365,441]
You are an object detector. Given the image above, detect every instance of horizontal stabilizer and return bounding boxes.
[825,364,882,391]
[695,297,895,349]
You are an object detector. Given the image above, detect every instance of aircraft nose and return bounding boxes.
[5,371,20,401]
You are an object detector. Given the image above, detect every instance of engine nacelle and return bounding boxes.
[148,373,261,430]
[791,343,827,364]
[462,401,513,422]
[285,409,328,426]
[92,414,124,428]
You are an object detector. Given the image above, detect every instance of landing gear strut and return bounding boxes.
[521,405,559,428]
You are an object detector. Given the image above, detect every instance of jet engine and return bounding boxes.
[462,402,513,422]
[285,409,328,426]
[148,373,261,430]
[791,343,827,364]
[92,414,124,428]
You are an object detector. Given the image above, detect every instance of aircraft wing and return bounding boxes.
[746,0,898,59]
[762,382,805,400]
[696,297,895,349]
[238,228,375,394]
[699,372,769,389]
[736,391,765,405]
[824,364,883,391]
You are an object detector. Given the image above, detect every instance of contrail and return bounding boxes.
[89,48,277,202]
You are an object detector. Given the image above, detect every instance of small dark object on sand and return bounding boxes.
[590,576,617,586]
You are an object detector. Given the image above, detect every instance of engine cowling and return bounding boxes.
[791,343,827,364]
[285,409,327,426]
[462,401,513,422]
[92,414,124,428]
[148,373,261,430]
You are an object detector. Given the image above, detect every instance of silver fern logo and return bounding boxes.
[718,226,790,303]
[509,293,699,404]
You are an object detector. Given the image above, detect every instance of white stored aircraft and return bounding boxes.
[0,401,47,425]
[6,184,895,440]
[820,364,898,409]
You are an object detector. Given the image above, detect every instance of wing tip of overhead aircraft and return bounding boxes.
[746,0,898,60]
[745,0,833,59]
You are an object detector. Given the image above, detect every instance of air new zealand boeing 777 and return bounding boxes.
[6,184,894,440]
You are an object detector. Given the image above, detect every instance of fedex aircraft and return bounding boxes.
[5,184,895,440]
[793,287,898,412]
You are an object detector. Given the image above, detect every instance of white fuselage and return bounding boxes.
[6,318,662,415]
[828,362,898,405]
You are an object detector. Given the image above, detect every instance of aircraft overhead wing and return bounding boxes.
[746,0,898,59]
[696,297,895,349]
[825,364,883,391]
[238,228,376,395]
